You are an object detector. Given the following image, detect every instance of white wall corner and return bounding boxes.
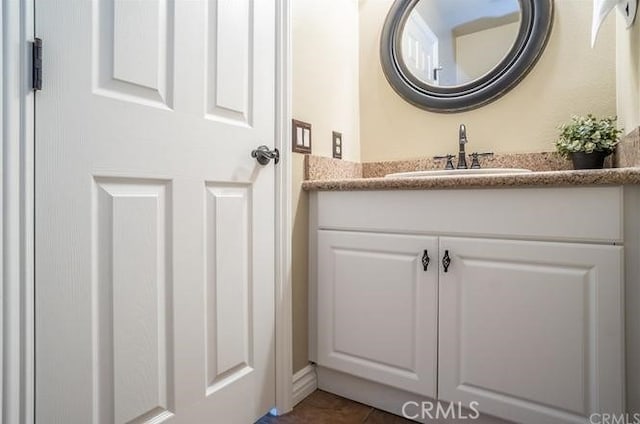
[292,364,317,407]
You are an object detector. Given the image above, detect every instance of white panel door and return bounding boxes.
[438,237,624,424]
[35,0,277,423]
[317,231,438,397]
[401,12,439,85]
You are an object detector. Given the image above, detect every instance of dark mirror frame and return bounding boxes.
[380,0,554,113]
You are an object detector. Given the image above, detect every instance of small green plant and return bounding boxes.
[555,114,622,158]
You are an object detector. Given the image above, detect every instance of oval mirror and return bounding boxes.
[380,0,553,113]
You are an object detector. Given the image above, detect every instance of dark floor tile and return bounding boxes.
[258,391,517,424]
[301,390,370,412]
[364,409,414,424]
[259,390,373,424]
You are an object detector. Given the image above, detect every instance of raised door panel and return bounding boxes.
[94,0,174,107]
[204,184,253,395]
[206,0,253,125]
[94,178,174,424]
[438,237,624,424]
[317,231,438,397]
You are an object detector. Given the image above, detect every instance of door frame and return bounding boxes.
[274,0,294,415]
[0,0,293,420]
[1,0,36,421]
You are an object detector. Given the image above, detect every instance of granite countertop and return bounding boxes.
[302,167,640,191]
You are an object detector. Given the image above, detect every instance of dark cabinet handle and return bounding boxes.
[422,250,430,271]
[442,250,451,272]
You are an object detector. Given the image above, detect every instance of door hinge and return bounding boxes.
[32,38,42,91]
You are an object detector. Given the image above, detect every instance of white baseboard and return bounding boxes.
[292,364,317,406]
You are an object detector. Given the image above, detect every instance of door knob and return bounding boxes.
[251,145,280,165]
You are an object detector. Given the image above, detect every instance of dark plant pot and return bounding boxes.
[570,151,609,170]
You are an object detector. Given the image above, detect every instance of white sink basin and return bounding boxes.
[385,168,533,178]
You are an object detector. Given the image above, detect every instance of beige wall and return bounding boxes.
[359,0,617,162]
[291,154,309,374]
[616,13,640,131]
[291,0,361,373]
[292,0,361,161]
[456,22,520,83]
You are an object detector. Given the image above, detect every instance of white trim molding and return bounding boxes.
[2,0,35,421]
[292,364,317,407]
[274,0,294,416]
[1,2,4,416]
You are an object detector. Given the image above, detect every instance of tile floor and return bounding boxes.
[257,390,413,424]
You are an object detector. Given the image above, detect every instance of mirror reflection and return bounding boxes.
[401,0,522,87]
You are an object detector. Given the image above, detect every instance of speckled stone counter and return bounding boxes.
[304,155,362,180]
[361,151,574,178]
[302,127,640,191]
[302,167,640,191]
[616,127,640,168]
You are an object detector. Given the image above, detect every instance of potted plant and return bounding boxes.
[555,114,622,169]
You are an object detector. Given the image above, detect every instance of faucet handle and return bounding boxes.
[470,152,494,169]
[434,154,455,170]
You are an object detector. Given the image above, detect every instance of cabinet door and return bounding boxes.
[317,231,438,397]
[438,237,624,424]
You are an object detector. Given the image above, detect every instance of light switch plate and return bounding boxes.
[292,119,312,154]
[332,131,342,159]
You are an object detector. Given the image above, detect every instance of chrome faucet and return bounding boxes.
[457,124,468,169]
[434,124,493,170]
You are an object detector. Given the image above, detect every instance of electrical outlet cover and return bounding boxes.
[332,131,343,159]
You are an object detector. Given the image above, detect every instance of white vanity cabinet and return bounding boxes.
[438,237,623,423]
[317,231,439,397]
[309,187,631,424]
